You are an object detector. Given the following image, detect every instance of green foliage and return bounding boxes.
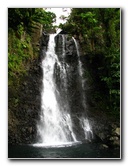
[8,8,56,138]
[8,8,56,86]
[61,8,120,118]
[8,30,32,86]
[8,8,56,33]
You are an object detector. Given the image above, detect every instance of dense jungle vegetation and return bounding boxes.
[8,8,120,122]
[8,9,56,91]
[8,8,56,84]
[60,8,120,119]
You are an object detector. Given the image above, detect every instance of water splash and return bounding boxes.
[80,117,93,140]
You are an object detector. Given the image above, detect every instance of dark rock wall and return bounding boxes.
[8,59,42,144]
[54,34,120,146]
[54,34,87,140]
[8,32,120,148]
[54,34,84,115]
[8,33,49,144]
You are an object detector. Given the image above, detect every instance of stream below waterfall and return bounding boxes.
[8,143,120,158]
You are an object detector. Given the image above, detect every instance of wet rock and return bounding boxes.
[41,33,49,47]
[55,34,78,63]
[97,132,106,141]
[8,55,42,144]
[109,136,119,141]
[100,144,109,149]
[28,127,33,134]
[113,139,120,146]
[114,128,120,136]
[59,30,67,34]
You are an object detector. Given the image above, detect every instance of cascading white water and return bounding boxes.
[37,34,77,146]
[80,117,93,140]
[36,34,93,147]
[72,37,84,88]
[72,37,93,140]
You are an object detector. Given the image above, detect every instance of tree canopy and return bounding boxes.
[8,8,56,33]
[8,8,56,83]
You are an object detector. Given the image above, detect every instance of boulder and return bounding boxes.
[109,136,119,141]
[100,144,109,149]
[114,127,120,136]
[113,139,120,146]
[98,132,106,141]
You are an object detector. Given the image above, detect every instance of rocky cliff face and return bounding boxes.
[8,33,49,144]
[8,32,120,148]
[8,58,42,144]
[54,34,83,114]
[54,33,120,147]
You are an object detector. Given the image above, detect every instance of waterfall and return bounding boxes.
[73,37,93,140]
[37,34,77,146]
[72,37,85,90]
[36,34,93,147]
